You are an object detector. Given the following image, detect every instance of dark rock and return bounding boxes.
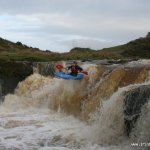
[35,62,55,76]
[123,85,150,136]
[0,61,33,98]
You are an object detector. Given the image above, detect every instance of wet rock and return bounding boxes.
[123,85,150,136]
[0,61,33,98]
[34,62,55,76]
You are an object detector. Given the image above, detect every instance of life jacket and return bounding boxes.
[71,65,78,74]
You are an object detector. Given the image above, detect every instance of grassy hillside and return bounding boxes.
[0,38,63,61]
[98,32,150,59]
[121,36,150,58]
[0,32,150,61]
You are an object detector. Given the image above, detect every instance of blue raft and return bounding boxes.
[55,72,84,80]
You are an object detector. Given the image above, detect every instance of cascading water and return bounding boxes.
[0,60,150,150]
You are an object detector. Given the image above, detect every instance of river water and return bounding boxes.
[0,60,150,150]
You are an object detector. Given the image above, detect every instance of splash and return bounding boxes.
[86,82,150,146]
[82,64,150,119]
[1,61,150,118]
[0,60,150,149]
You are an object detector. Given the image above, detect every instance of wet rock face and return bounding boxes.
[123,85,150,136]
[35,62,55,76]
[0,61,33,98]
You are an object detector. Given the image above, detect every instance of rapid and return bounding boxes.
[0,60,150,150]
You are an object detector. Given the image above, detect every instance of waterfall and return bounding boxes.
[0,59,150,149]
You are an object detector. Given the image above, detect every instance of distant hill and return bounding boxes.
[0,32,150,61]
[98,32,150,59]
[0,37,60,61]
[0,37,40,52]
[121,32,150,58]
[65,32,150,60]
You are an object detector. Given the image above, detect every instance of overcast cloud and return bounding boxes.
[0,0,150,52]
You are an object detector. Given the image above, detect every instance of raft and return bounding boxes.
[55,72,84,80]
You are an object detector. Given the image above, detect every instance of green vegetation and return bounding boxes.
[100,32,150,59]
[121,37,150,58]
[0,33,150,62]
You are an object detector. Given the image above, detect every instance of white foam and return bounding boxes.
[0,62,150,150]
[125,59,150,67]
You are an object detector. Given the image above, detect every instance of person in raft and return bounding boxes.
[67,61,83,76]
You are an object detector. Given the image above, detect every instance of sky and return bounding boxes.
[0,0,150,52]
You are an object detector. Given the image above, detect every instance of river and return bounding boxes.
[0,60,150,150]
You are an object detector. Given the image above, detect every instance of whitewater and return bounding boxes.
[0,60,150,150]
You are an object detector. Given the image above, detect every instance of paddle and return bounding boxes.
[81,71,88,75]
[55,64,64,70]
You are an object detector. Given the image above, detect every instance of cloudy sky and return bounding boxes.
[0,0,150,52]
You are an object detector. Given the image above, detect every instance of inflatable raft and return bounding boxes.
[55,72,84,80]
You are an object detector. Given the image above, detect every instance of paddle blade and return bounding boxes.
[82,71,88,75]
[55,64,64,70]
